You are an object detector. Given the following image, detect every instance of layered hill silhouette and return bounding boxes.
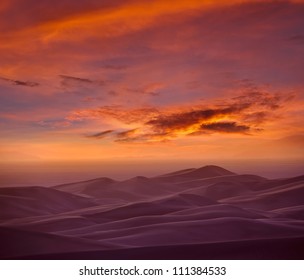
[0,165,304,259]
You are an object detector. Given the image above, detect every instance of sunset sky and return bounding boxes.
[0,0,304,184]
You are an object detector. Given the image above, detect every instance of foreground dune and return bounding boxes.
[0,165,303,259]
[0,226,117,259]
[14,236,304,260]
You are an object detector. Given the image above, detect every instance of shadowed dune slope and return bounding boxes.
[158,165,235,179]
[82,193,216,223]
[221,182,304,210]
[0,226,116,259]
[13,236,304,260]
[54,177,116,195]
[66,218,304,247]
[0,186,97,221]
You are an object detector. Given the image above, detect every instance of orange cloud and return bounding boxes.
[67,90,294,143]
[3,0,294,51]
[67,106,160,125]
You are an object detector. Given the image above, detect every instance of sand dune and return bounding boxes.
[173,174,267,191]
[272,205,304,220]
[64,218,304,247]
[0,165,303,259]
[2,215,97,233]
[0,186,97,221]
[54,177,116,196]
[251,175,304,191]
[108,177,174,197]
[52,206,266,236]
[194,182,253,200]
[221,181,304,210]
[0,226,116,259]
[157,165,235,181]
[81,193,216,223]
[18,236,304,260]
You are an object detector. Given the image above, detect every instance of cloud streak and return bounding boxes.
[126,83,164,96]
[85,130,115,139]
[200,121,250,134]
[289,35,304,44]
[0,76,39,87]
[59,75,105,88]
[71,89,294,143]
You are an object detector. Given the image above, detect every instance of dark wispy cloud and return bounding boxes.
[59,75,94,84]
[116,129,138,139]
[85,130,114,139]
[59,75,105,88]
[288,35,304,44]
[126,88,159,96]
[0,77,39,87]
[114,130,170,143]
[242,111,268,124]
[230,91,288,110]
[201,121,250,134]
[126,83,164,96]
[68,106,160,124]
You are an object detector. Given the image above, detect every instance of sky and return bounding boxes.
[0,0,304,184]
